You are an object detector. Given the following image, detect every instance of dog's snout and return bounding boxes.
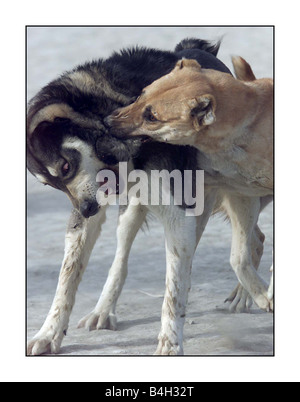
[103,116,113,128]
[104,109,122,128]
[79,199,99,218]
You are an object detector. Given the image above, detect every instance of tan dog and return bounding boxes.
[107,57,273,197]
[107,57,274,312]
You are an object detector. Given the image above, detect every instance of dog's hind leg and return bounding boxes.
[224,195,272,312]
[27,208,106,355]
[77,200,147,331]
[225,224,265,312]
[224,194,273,312]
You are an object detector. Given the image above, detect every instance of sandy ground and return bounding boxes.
[26,27,274,357]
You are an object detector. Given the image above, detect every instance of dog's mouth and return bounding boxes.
[138,135,152,143]
[80,166,122,218]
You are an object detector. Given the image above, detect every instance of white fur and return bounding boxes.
[222,192,272,311]
[28,140,272,356]
[78,200,147,331]
[27,209,106,355]
[35,174,48,184]
[47,166,58,177]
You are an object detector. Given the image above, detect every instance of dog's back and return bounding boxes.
[27,38,231,184]
[175,38,231,75]
[103,38,231,96]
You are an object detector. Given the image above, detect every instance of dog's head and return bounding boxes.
[105,59,220,145]
[27,89,142,218]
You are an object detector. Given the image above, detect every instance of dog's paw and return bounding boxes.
[154,332,183,355]
[224,284,253,313]
[27,331,63,355]
[77,311,117,331]
[154,341,183,356]
[226,284,273,313]
[254,293,273,312]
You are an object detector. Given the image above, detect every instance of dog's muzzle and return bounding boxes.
[79,199,99,218]
[103,115,131,139]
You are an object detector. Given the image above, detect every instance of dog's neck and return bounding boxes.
[193,77,273,154]
[193,77,273,191]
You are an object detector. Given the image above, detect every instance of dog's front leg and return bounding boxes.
[155,193,215,355]
[27,208,106,355]
[155,223,194,355]
[78,201,147,331]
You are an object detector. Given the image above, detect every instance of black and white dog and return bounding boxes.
[27,38,272,355]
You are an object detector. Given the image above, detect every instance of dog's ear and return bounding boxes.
[189,95,216,131]
[232,56,256,82]
[174,59,202,71]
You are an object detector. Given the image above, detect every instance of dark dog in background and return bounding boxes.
[27,38,269,356]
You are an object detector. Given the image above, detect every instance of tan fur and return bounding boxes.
[107,57,274,317]
[27,58,273,356]
[28,102,105,137]
[232,55,256,81]
[28,103,75,134]
[108,58,273,195]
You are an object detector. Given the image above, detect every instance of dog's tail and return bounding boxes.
[175,38,221,57]
[231,56,256,81]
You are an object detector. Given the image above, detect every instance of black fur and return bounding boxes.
[100,39,230,97]
[27,37,231,197]
[175,38,221,56]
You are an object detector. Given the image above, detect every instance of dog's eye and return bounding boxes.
[61,161,70,176]
[148,114,157,122]
[144,108,158,123]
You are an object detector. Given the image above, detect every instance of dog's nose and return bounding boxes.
[104,108,123,127]
[103,116,110,127]
[79,200,99,218]
[103,115,113,128]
